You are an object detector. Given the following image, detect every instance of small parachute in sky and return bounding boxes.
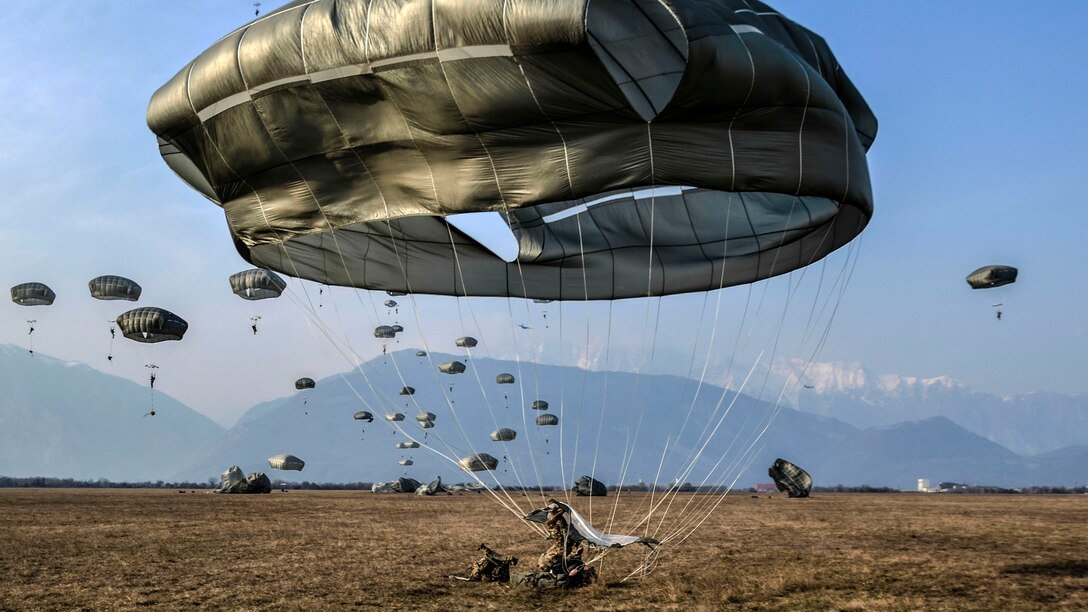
[419,420,435,429]
[415,350,427,357]
[396,441,420,449]
[88,276,141,301]
[439,360,466,375]
[268,454,305,471]
[966,265,1018,289]
[386,291,407,297]
[392,324,404,333]
[416,411,436,428]
[536,414,559,427]
[455,336,478,348]
[384,299,398,308]
[459,453,499,472]
[399,386,416,396]
[374,325,397,339]
[531,400,549,411]
[532,299,554,304]
[353,411,374,422]
[490,428,517,442]
[116,307,188,343]
[399,459,414,466]
[11,283,55,306]
[385,412,406,422]
[229,268,287,300]
[768,458,813,498]
[295,377,316,390]
[495,373,515,385]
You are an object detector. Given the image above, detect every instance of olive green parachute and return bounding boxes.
[966,265,1018,289]
[267,454,305,471]
[148,0,876,301]
[353,411,374,422]
[531,400,549,411]
[490,428,517,442]
[390,477,422,493]
[574,475,607,497]
[374,325,397,339]
[11,283,55,306]
[88,276,141,301]
[116,307,188,343]
[768,458,812,498]
[455,336,478,348]
[396,441,420,449]
[392,324,404,333]
[386,412,406,422]
[295,377,315,390]
[459,453,499,472]
[229,268,287,300]
[384,299,398,308]
[416,411,437,423]
[414,350,427,357]
[398,459,414,466]
[536,414,559,427]
[215,466,272,494]
[399,386,416,396]
[439,360,466,375]
[495,373,515,385]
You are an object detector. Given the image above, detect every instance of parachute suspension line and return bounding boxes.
[442,226,539,511]
[565,212,596,512]
[587,299,617,524]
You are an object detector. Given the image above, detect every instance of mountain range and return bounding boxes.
[0,345,1084,488]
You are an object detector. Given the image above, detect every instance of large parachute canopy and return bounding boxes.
[88,276,141,301]
[768,458,812,498]
[267,453,305,471]
[459,453,499,472]
[116,307,188,343]
[11,283,55,306]
[966,265,1018,289]
[229,268,287,300]
[148,0,876,301]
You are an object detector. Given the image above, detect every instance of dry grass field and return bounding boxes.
[0,489,1084,610]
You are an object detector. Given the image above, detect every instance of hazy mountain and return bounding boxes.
[774,359,1088,455]
[0,345,224,481]
[175,350,859,486]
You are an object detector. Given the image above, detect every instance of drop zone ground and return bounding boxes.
[0,489,1084,609]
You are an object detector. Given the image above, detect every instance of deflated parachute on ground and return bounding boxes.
[215,466,273,494]
[148,0,876,301]
[574,475,607,497]
[768,458,812,498]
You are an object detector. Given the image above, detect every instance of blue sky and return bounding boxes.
[1,1,1086,426]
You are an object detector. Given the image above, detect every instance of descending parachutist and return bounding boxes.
[995,310,1003,321]
[109,327,115,339]
[107,355,113,363]
[149,373,156,389]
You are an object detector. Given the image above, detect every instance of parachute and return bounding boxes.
[390,477,423,493]
[116,307,187,343]
[455,336,478,348]
[768,458,812,498]
[11,283,55,306]
[415,350,427,357]
[416,477,445,496]
[495,373,516,385]
[295,377,316,390]
[267,454,305,471]
[374,325,397,339]
[490,428,517,442]
[88,276,141,301]
[966,265,1018,289]
[536,414,559,427]
[439,361,467,375]
[384,300,398,308]
[416,411,437,423]
[573,475,608,497]
[396,441,420,449]
[398,459,414,466]
[353,411,374,422]
[229,268,286,300]
[150,0,876,580]
[459,453,500,472]
[399,386,416,396]
[386,412,406,422]
[215,466,272,494]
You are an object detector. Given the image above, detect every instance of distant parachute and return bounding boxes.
[415,350,427,357]
[295,377,316,390]
[536,414,559,427]
[574,475,608,497]
[267,454,305,471]
[353,411,374,422]
[385,412,406,422]
[495,373,515,385]
[392,324,404,333]
[398,459,414,466]
[459,453,499,472]
[11,283,55,306]
[398,386,416,396]
[384,300,398,308]
[966,265,1018,289]
[88,276,141,301]
[768,458,813,498]
[396,441,420,449]
[374,325,397,339]
[438,361,466,375]
[386,291,407,297]
[531,400,550,411]
[455,336,478,348]
[490,428,517,442]
[116,307,188,343]
[229,268,287,300]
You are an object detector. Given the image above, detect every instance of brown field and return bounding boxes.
[0,489,1084,610]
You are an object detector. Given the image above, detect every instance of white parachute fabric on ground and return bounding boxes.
[527,501,653,549]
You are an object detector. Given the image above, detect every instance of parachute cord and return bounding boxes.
[587,299,616,525]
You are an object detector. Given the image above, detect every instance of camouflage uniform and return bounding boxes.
[538,506,575,573]
[468,544,517,582]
